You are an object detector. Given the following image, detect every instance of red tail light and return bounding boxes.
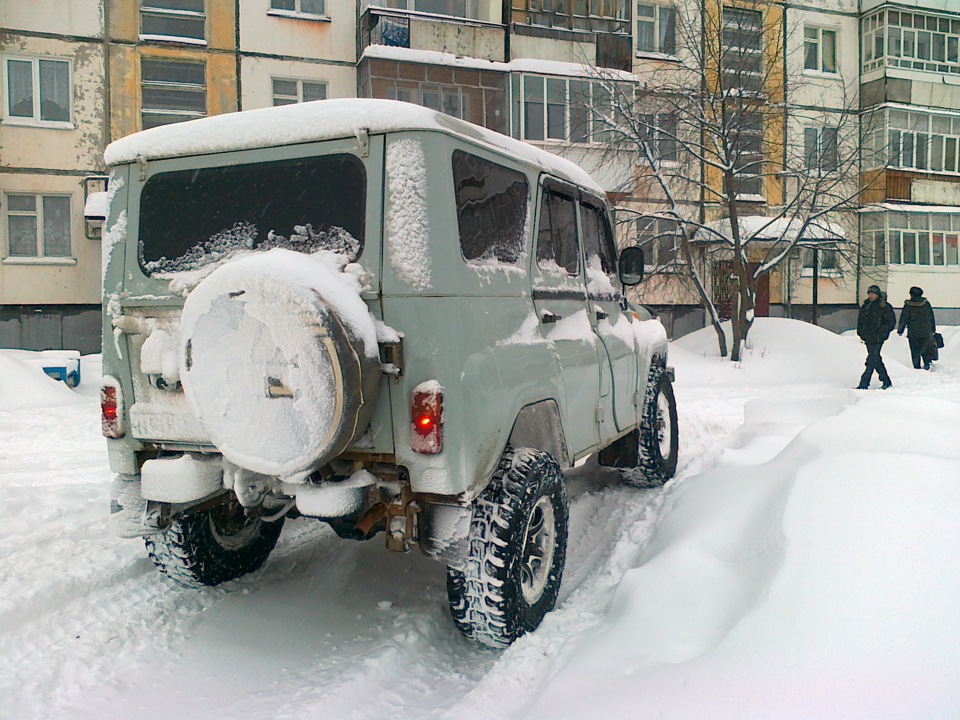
[411,382,443,454]
[101,380,124,439]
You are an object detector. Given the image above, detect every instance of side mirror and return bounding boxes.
[618,246,644,286]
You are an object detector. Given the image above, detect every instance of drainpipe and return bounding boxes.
[235,0,242,111]
[812,247,820,325]
[103,0,111,151]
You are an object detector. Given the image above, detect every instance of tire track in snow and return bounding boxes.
[1,368,753,720]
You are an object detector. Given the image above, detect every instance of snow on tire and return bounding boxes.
[145,496,284,587]
[623,364,679,487]
[446,447,568,648]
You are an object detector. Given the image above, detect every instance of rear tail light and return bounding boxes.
[101,377,124,439]
[411,382,443,454]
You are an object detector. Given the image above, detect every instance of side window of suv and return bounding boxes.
[452,150,529,264]
[580,202,617,276]
[537,188,580,275]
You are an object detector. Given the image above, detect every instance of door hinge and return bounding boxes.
[633,391,642,407]
[595,405,604,423]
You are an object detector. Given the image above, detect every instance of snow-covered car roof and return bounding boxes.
[103,98,604,196]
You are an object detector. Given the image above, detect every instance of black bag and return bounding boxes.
[934,332,944,349]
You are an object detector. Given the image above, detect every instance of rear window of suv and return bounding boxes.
[138,153,366,275]
[452,150,529,265]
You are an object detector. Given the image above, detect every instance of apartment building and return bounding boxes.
[860,0,960,324]
[1,0,353,352]
[5,0,959,351]
[778,0,861,329]
[1,0,107,353]
[239,0,356,110]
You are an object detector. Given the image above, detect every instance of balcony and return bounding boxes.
[361,6,506,62]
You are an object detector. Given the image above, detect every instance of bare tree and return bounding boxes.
[591,0,870,361]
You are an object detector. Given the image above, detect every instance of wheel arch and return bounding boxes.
[506,399,570,469]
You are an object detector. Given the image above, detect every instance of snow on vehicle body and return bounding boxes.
[98,98,677,646]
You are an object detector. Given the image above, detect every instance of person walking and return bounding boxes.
[856,284,896,389]
[897,286,937,370]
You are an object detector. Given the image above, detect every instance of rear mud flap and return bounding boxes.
[110,474,165,538]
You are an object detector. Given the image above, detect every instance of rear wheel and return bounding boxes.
[446,447,568,648]
[145,495,284,587]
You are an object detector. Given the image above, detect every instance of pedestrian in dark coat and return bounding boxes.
[856,284,896,389]
[897,286,937,370]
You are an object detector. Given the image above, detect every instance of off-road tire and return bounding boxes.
[446,447,569,648]
[623,365,679,487]
[145,495,284,588]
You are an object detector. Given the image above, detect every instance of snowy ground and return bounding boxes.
[2,318,959,720]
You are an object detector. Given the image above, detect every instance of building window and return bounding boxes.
[512,0,629,35]
[385,83,468,119]
[873,211,960,266]
[637,4,676,55]
[804,26,837,73]
[4,194,71,258]
[270,0,325,15]
[803,126,838,172]
[272,78,327,106]
[729,112,763,198]
[371,0,481,21]
[637,216,679,266]
[141,58,206,129]
[140,0,206,42]
[801,247,838,273]
[640,113,678,163]
[510,74,631,146]
[863,9,960,75]
[3,56,71,125]
[722,7,764,95]
[872,108,960,173]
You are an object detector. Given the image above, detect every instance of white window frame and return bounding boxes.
[636,4,677,56]
[267,0,328,21]
[863,9,960,76]
[2,55,73,128]
[879,212,960,267]
[140,0,207,44]
[271,77,328,106]
[884,107,960,175]
[803,25,838,75]
[3,192,74,263]
[511,74,632,147]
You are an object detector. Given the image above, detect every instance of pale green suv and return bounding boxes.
[97,99,679,647]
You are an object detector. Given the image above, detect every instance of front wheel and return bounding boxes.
[624,366,679,487]
[145,495,284,587]
[446,447,569,648]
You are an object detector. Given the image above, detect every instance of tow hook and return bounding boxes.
[353,484,420,552]
[387,485,420,553]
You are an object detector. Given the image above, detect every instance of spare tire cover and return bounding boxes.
[179,249,380,477]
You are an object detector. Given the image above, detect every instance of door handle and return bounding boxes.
[542,311,561,324]
[596,309,608,321]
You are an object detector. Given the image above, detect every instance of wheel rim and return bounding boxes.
[656,391,673,459]
[208,499,261,550]
[520,496,557,605]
